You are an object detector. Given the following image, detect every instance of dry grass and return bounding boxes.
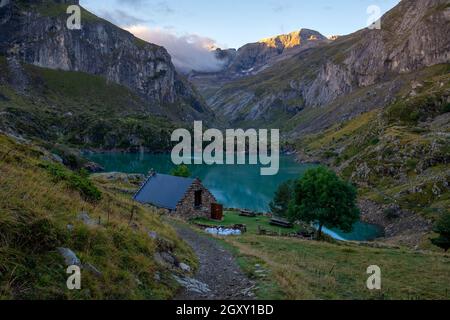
[222,234,450,300]
[307,110,379,150]
[0,134,196,300]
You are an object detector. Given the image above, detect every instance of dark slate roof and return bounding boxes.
[133,173,195,210]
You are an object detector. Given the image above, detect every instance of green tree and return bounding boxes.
[431,211,450,252]
[269,180,294,218]
[288,167,360,239]
[171,164,191,178]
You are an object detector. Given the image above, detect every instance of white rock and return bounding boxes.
[179,263,191,273]
[57,248,81,266]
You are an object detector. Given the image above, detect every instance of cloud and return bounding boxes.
[125,25,227,73]
[97,9,153,26]
[114,0,175,15]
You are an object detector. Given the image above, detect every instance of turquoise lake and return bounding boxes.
[86,152,384,241]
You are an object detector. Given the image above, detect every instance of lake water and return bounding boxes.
[86,152,384,241]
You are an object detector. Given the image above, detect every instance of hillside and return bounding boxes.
[0,0,212,124]
[0,55,181,151]
[0,133,196,299]
[293,65,450,246]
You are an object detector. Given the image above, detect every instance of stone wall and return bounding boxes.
[175,179,217,220]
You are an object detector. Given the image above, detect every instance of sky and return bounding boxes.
[80,0,401,72]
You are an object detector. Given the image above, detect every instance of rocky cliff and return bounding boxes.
[0,0,211,120]
[225,29,328,76]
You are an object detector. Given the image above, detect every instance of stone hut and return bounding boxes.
[133,172,218,220]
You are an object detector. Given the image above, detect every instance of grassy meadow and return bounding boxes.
[189,212,450,300]
[193,211,303,235]
[216,233,450,300]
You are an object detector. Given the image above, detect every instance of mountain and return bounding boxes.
[0,0,213,136]
[220,29,329,76]
[189,29,329,103]
[201,0,449,130]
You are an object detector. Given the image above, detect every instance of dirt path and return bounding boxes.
[172,223,255,300]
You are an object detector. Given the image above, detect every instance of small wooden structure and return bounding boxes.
[211,203,223,221]
[239,209,257,217]
[269,217,294,228]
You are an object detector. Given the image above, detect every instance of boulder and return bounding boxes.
[173,275,211,295]
[148,231,158,240]
[179,263,191,273]
[160,252,176,265]
[51,153,64,164]
[57,248,81,266]
[77,212,97,226]
[83,162,104,173]
[83,263,102,277]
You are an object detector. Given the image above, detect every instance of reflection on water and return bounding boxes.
[86,152,384,241]
[323,222,384,242]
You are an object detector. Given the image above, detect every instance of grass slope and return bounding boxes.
[0,134,196,299]
[220,233,450,300]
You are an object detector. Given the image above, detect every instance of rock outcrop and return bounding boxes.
[225,29,329,76]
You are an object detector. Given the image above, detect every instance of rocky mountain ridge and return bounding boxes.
[221,29,329,76]
[189,29,329,114]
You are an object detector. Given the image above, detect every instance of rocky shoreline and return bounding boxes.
[359,199,432,248]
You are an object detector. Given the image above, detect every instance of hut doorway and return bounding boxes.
[194,190,203,207]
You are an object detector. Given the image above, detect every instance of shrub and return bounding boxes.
[41,163,102,202]
[171,165,191,178]
[431,211,450,252]
[269,180,295,218]
[442,102,450,114]
[384,208,400,220]
[406,159,418,171]
[323,150,338,159]
[369,137,380,145]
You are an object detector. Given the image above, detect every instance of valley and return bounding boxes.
[0,0,449,301]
